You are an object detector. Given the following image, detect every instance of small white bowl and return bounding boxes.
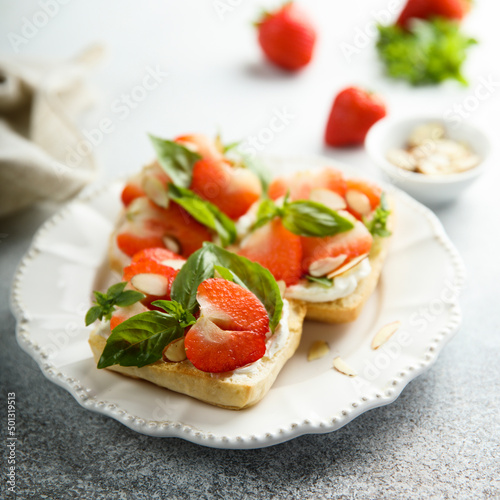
[365,116,491,206]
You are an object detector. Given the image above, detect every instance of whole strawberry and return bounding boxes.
[397,0,470,28]
[324,87,387,147]
[255,2,317,71]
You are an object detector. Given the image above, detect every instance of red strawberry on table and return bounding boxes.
[301,220,373,274]
[255,2,317,71]
[325,87,387,147]
[190,158,261,220]
[239,218,302,286]
[184,279,270,373]
[397,0,470,29]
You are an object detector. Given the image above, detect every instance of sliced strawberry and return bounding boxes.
[121,183,146,207]
[116,233,167,258]
[345,178,382,219]
[190,158,261,220]
[184,318,266,373]
[301,220,373,274]
[155,202,213,257]
[175,134,223,161]
[268,168,347,201]
[197,278,269,336]
[131,247,183,264]
[184,279,269,373]
[239,218,302,286]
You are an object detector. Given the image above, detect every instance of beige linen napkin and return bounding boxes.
[0,45,104,217]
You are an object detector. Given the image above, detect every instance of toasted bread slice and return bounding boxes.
[304,234,390,323]
[88,299,306,410]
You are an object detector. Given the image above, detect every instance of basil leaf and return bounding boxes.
[170,245,217,314]
[148,134,201,187]
[204,243,283,332]
[214,265,248,290]
[253,199,279,230]
[85,306,102,326]
[282,201,354,237]
[377,18,477,86]
[168,184,237,247]
[86,283,145,326]
[106,282,127,299]
[114,290,146,307]
[363,193,392,237]
[306,275,334,288]
[151,300,196,328]
[98,311,184,368]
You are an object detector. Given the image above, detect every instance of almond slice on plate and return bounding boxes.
[163,337,187,362]
[309,255,347,277]
[371,321,401,350]
[131,273,170,296]
[333,356,357,377]
[327,253,369,279]
[307,341,330,362]
[309,189,347,210]
[346,190,372,216]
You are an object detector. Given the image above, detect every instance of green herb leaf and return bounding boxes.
[203,243,283,332]
[306,275,334,288]
[148,134,201,187]
[170,245,218,314]
[214,265,248,290]
[238,155,272,195]
[253,199,280,230]
[97,311,184,368]
[282,201,354,237]
[376,18,477,86]
[151,300,197,328]
[85,283,145,326]
[85,306,102,327]
[114,290,148,307]
[168,184,237,247]
[363,193,392,237]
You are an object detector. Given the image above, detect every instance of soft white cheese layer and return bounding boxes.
[285,258,371,303]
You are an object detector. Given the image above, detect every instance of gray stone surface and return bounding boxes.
[1,184,499,499]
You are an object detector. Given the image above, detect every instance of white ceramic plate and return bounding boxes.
[11,156,465,449]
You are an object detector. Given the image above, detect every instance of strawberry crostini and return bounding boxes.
[87,243,306,409]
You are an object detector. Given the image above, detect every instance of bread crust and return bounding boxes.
[304,235,390,323]
[88,300,307,410]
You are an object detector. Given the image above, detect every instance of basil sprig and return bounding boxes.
[253,196,354,237]
[92,243,284,368]
[363,193,392,237]
[168,184,237,247]
[148,134,201,187]
[85,282,144,326]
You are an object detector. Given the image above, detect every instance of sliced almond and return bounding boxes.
[386,148,417,171]
[346,190,371,216]
[307,340,330,362]
[163,236,181,254]
[160,259,185,270]
[452,154,481,173]
[333,356,357,377]
[142,175,169,208]
[163,337,187,362]
[131,273,169,296]
[371,321,401,350]
[309,255,347,277]
[309,189,346,210]
[327,253,368,279]
[408,122,445,147]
